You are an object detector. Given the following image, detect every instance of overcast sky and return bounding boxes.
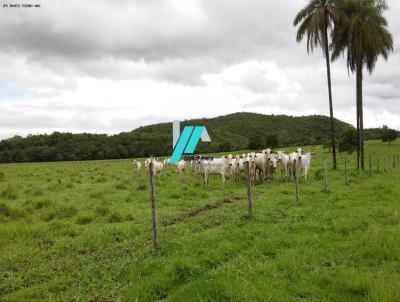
[0,0,399,139]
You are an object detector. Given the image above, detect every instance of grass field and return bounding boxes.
[1,140,400,301]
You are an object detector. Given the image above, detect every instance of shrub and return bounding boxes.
[338,127,357,154]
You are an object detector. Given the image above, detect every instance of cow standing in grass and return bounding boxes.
[267,154,278,181]
[146,158,164,175]
[133,160,141,174]
[202,157,230,185]
[176,160,186,173]
[299,152,312,181]
[289,151,301,181]
[231,155,245,181]
[276,151,290,181]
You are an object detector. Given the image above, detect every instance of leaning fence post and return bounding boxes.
[345,157,349,185]
[148,162,159,249]
[323,159,329,192]
[244,161,253,217]
[368,155,372,177]
[294,160,300,202]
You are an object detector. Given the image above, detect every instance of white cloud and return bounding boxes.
[0,0,399,139]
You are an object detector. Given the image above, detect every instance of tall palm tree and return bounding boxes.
[331,0,393,169]
[294,0,340,169]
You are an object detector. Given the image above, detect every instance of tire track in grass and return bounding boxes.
[162,194,264,227]
[162,197,245,227]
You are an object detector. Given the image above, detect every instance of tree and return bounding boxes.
[338,127,357,154]
[381,125,397,146]
[294,0,340,169]
[278,130,290,147]
[265,133,279,149]
[323,139,332,152]
[219,140,232,152]
[248,134,264,150]
[331,0,393,169]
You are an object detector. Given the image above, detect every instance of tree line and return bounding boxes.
[0,113,397,163]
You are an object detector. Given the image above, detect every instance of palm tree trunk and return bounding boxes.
[359,71,365,170]
[356,86,360,170]
[356,62,364,170]
[323,12,337,170]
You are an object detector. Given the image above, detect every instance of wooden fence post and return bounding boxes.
[245,161,253,217]
[323,159,329,192]
[294,160,300,202]
[393,155,396,169]
[148,162,159,249]
[345,157,349,186]
[369,155,372,177]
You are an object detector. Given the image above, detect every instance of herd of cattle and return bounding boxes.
[133,148,313,185]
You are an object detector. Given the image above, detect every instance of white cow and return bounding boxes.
[267,154,278,181]
[133,160,141,174]
[262,148,272,155]
[276,151,290,181]
[245,154,257,183]
[296,147,303,155]
[193,156,204,172]
[144,159,151,172]
[231,155,246,181]
[176,160,186,173]
[288,152,301,180]
[299,152,312,180]
[147,158,164,175]
[254,153,268,181]
[202,157,230,185]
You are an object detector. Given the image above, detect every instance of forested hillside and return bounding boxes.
[0,112,397,163]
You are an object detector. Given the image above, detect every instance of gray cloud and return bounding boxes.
[0,0,399,139]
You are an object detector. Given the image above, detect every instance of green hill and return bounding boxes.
[0,112,396,163]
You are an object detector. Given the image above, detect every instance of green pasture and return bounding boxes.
[0,140,399,301]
